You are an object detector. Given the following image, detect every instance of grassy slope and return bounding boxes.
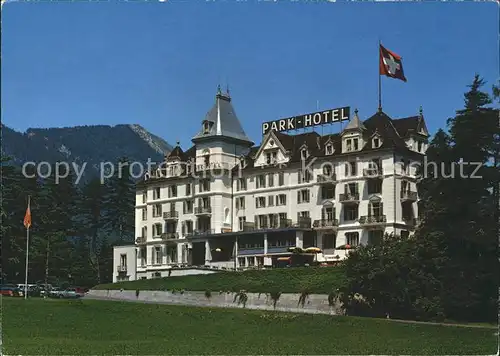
[4,298,497,355]
[95,267,346,293]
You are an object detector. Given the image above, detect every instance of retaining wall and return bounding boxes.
[87,289,344,315]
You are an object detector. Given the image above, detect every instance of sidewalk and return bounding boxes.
[83,294,498,330]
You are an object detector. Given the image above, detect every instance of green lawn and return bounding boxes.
[95,267,346,293]
[3,298,498,355]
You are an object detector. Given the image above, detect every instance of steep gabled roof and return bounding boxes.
[192,88,253,145]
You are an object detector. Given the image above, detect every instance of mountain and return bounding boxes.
[1,124,173,183]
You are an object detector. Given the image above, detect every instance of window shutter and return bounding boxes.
[368,204,372,216]
[380,202,384,216]
[297,191,301,203]
[235,198,240,209]
[182,222,186,235]
[306,190,310,202]
[254,215,258,228]
[255,197,259,207]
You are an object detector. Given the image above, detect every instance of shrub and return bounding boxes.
[269,291,281,309]
[233,290,248,308]
[205,290,212,299]
[298,289,310,308]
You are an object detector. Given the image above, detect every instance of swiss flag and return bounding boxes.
[379,44,407,82]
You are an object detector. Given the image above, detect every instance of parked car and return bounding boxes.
[49,287,63,298]
[0,285,24,297]
[59,288,83,299]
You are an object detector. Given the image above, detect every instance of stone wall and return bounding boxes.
[87,289,344,315]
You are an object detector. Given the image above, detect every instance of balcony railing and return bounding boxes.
[317,173,337,184]
[358,215,387,225]
[313,219,339,229]
[238,247,265,255]
[161,232,179,240]
[363,168,384,178]
[339,193,360,203]
[163,211,179,220]
[296,216,312,228]
[116,265,127,273]
[187,229,215,237]
[135,236,146,244]
[194,206,212,215]
[400,190,418,201]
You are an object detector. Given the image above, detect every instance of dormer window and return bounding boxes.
[325,144,334,155]
[301,149,308,160]
[372,136,382,149]
[266,151,277,165]
[417,141,423,152]
[203,121,212,134]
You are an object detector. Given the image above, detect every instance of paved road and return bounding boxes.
[83,294,497,330]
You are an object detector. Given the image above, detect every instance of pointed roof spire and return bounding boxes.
[419,105,423,118]
[192,86,253,145]
[344,108,366,131]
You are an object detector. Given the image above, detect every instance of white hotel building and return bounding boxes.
[113,88,429,282]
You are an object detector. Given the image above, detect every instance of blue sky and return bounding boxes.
[2,1,498,148]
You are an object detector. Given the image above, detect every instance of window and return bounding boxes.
[297,189,310,204]
[265,151,277,165]
[278,172,284,186]
[368,159,382,174]
[322,233,336,249]
[346,232,359,246]
[322,207,335,221]
[238,217,246,231]
[256,197,266,208]
[368,230,383,245]
[268,174,274,187]
[142,192,147,203]
[369,202,383,216]
[154,247,162,264]
[258,215,268,229]
[141,226,147,238]
[298,211,310,218]
[182,220,193,235]
[268,214,278,228]
[256,175,266,189]
[301,149,308,160]
[142,207,147,220]
[203,121,210,134]
[235,197,245,210]
[345,161,357,176]
[204,154,210,167]
[346,182,358,194]
[417,141,423,152]
[120,254,127,267]
[153,223,163,237]
[236,178,247,191]
[346,139,352,152]
[400,159,408,175]
[373,137,381,148]
[186,183,191,196]
[277,194,287,206]
[168,185,177,198]
[199,197,210,208]
[153,187,161,200]
[343,205,358,221]
[268,195,274,206]
[321,185,335,200]
[367,179,382,194]
[323,164,333,176]
[279,213,288,225]
[184,200,194,214]
[152,204,162,217]
[304,169,312,182]
[325,144,334,155]
[199,179,210,192]
[139,247,146,267]
[353,138,359,150]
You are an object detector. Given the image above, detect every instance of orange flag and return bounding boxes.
[23,199,31,229]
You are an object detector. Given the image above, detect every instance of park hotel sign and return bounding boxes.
[262,106,350,135]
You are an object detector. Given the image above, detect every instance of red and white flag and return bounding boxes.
[23,199,31,229]
[379,44,407,82]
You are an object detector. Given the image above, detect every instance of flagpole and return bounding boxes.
[378,39,382,112]
[24,195,30,300]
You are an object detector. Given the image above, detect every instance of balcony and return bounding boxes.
[296,216,312,228]
[163,211,179,220]
[116,265,127,273]
[161,232,179,241]
[339,193,360,203]
[135,236,146,244]
[400,190,418,202]
[363,168,384,178]
[358,215,387,227]
[317,173,337,184]
[313,219,339,229]
[189,229,216,237]
[194,206,212,215]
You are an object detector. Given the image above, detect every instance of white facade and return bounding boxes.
[113,245,137,283]
[114,89,429,281]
